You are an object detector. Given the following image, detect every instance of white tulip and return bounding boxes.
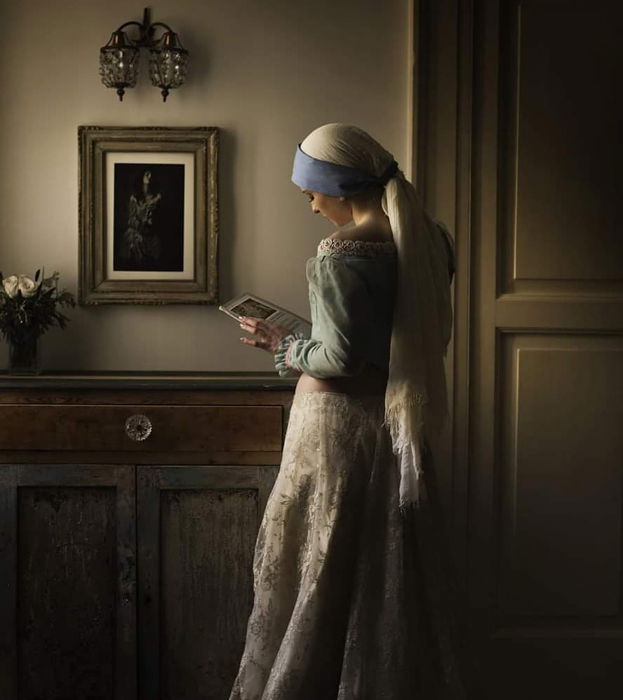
[17,275,39,298]
[2,275,19,298]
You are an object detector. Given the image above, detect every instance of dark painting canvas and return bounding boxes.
[113,163,185,272]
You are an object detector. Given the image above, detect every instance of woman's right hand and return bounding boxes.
[239,317,293,354]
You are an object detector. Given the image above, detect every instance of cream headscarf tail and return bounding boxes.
[297,124,454,511]
[382,174,454,510]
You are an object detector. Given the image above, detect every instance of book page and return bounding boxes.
[219,293,311,337]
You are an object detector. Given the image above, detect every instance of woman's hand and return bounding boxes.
[239,316,292,354]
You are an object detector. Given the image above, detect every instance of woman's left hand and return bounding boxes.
[239,316,292,354]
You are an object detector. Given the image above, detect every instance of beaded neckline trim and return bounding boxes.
[317,237,397,257]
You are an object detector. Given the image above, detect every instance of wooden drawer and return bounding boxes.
[0,404,283,452]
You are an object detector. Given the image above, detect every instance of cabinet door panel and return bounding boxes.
[0,464,136,700]
[137,465,277,700]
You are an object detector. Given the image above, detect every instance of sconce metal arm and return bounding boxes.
[114,9,175,47]
[116,21,144,33]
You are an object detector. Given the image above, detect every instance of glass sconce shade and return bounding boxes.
[99,31,139,101]
[149,31,189,101]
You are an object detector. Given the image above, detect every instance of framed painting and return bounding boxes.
[78,126,219,304]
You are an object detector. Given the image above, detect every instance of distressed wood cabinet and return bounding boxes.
[0,373,295,700]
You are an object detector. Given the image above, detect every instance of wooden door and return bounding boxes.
[137,464,277,700]
[0,464,136,700]
[415,1,623,696]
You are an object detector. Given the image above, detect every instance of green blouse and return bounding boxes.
[274,238,397,378]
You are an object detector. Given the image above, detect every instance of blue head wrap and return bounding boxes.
[291,144,398,197]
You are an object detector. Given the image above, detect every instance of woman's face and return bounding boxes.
[302,190,352,226]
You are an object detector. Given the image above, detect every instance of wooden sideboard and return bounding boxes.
[0,372,296,700]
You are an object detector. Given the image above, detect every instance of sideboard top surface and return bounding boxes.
[0,372,297,406]
[0,371,297,391]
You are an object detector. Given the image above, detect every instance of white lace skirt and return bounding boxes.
[229,392,467,700]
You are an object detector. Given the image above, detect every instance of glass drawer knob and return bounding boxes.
[125,414,152,441]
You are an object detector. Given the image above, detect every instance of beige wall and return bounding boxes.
[0,0,409,371]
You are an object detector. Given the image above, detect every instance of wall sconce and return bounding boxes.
[100,7,189,102]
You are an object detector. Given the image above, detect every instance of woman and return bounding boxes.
[122,169,162,265]
[229,124,467,699]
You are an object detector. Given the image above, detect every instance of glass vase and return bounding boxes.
[8,335,40,375]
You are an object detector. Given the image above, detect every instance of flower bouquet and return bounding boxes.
[0,269,75,374]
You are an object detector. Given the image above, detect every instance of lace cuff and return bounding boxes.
[274,332,306,377]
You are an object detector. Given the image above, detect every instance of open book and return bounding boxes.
[219,293,312,336]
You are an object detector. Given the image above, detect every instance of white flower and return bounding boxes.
[17,275,39,298]
[2,275,19,298]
